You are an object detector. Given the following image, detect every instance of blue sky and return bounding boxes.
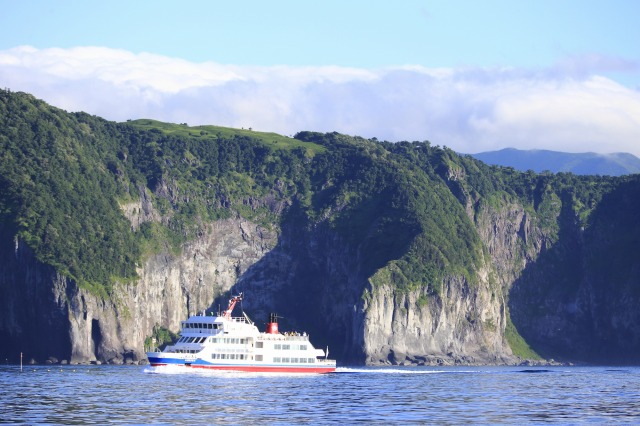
[1,0,639,155]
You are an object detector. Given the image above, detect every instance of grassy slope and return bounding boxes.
[126,119,326,155]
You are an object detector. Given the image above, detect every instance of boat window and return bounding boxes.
[300,345,307,350]
[273,357,281,363]
[308,358,315,363]
[291,358,299,363]
[256,355,263,361]
[256,342,263,349]
[282,357,290,363]
[274,344,281,350]
[282,344,290,350]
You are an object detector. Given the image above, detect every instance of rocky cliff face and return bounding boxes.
[362,270,510,365]
[2,177,638,366]
[358,193,550,366]
[0,217,278,364]
[0,190,571,365]
[509,181,640,363]
[0,232,71,363]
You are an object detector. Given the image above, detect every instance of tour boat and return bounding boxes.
[146,293,336,373]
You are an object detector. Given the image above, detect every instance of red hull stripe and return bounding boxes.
[149,363,335,374]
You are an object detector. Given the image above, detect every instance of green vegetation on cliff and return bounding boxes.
[0,91,490,296]
[0,91,323,292]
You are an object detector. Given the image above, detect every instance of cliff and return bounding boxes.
[1,90,639,365]
[1,218,277,364]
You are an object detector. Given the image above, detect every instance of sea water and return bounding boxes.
[1,365,640,424]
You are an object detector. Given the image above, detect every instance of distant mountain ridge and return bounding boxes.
[470,148,640,176]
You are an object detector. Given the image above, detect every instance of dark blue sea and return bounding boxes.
[1,365,639,424]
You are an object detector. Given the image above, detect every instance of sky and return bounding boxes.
[1,0,639,155]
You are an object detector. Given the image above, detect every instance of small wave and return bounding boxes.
[143,365,189,375]
[335,367,475,375]
[518,369,552,373]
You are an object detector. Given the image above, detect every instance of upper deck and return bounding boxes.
[181,315,256,335]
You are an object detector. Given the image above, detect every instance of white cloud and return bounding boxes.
[1,46,640,156]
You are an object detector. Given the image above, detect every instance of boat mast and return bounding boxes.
[222,293,243,319]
